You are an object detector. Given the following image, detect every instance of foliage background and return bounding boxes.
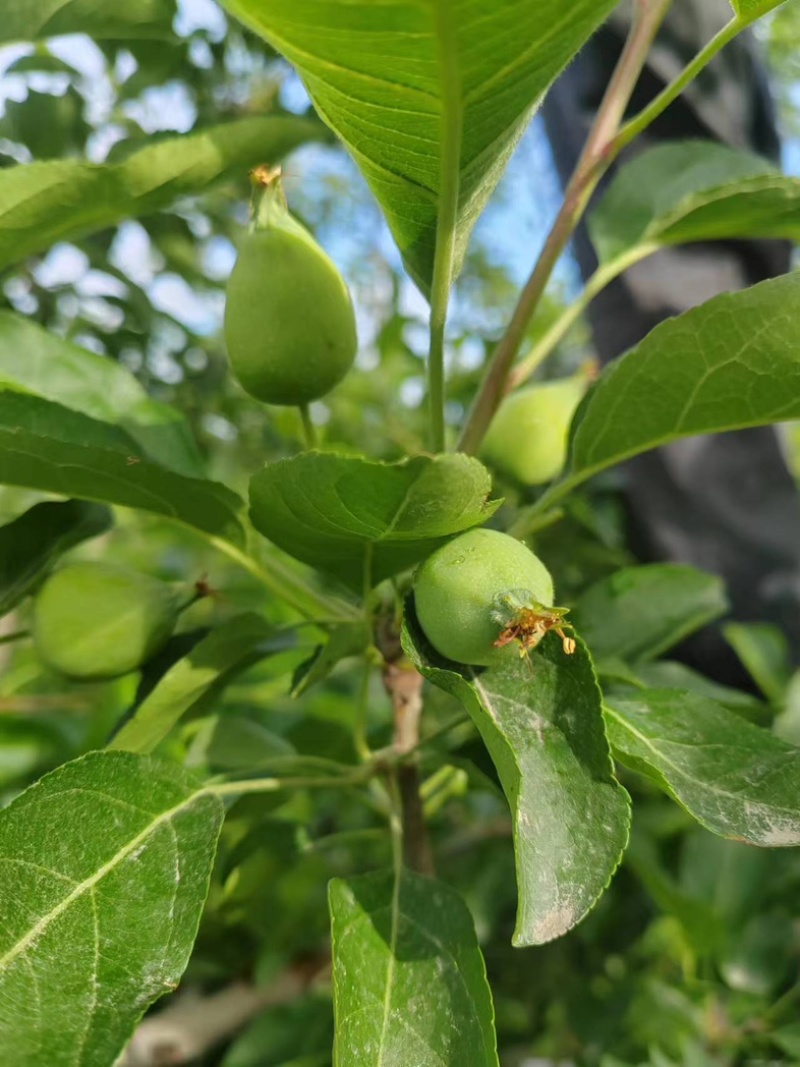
[0,3,799,1065]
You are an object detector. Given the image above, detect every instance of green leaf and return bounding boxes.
[537,273,800,510]
[601,659,765,717]
[731,0,789,21]
[110,614,294,754]
[291,621,372,697]
[605,689,800,846]
[0,87,91,160]
[0,389,245,545]
[0,116,323,273]
[720,913,794,996]
[625,831,724,955]
[723,622,792,703]
[589,140,800,264]
[0,312,203,477]
[3,0,175,43]
[187,715,295,773]
[774,1023,800,1058]
[571,564,728,664]
[220,0,617,294]
[404,608,630,945]
[0,750,223,1065]
[774,670,800,746]
[250,452,499,588]
[0,499,111,617]
[329,869,498,1066]
[679,828,770,923]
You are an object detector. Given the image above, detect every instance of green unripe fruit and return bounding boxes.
[414,529,555,667]
[224,173,357,406]
[33,563,183,680]
[482,372,589,486]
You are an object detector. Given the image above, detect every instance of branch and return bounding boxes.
[115,965,325,1066]
[456,0,672,455]
[383,660,435,876]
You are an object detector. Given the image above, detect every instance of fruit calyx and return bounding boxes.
[250,164,293,232]
[490,590,575,658]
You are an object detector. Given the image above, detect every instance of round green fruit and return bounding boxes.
[224,176,357,407]
[481,373,588,486]
[33,563,182,680]
[413,529,554,667]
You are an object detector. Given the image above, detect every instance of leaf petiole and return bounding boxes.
[427,0,462,453]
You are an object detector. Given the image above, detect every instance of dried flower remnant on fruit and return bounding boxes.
[490,590,576,658]
[250,163,283,187]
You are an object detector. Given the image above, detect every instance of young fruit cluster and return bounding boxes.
[33,562,186,681]
[224,168,357,408]
[414,528,573,668]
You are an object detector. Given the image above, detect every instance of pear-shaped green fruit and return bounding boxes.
[482,373,588,486]
[414,529,554,667]
[33,563,183,680]
[224,175,357,406]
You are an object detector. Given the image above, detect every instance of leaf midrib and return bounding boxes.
[0,789,207,973]
[377,865,401,1064]
[604,702,800,820]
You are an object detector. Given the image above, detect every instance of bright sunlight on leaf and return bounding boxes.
[219,0,617,294]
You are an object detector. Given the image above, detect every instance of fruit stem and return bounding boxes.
[507,243,658,393]
[298,404,318,449]
[510,506,565,540]
[456,0,672,456]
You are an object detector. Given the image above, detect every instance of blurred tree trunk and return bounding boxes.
[542,0,800,681]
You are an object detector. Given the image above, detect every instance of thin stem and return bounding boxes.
[298,403,318,449]
[457,0,672,456]
[0,629,30,647]
[206,770,369,798]
[414,713,470,752]
[612,16,743,155]
[507,244,657,392]
[513,468,593,533]
[303,828,388,854]
[427,0,462,453]
[509,506,566,540]
[207,534,359,622]
[763,980,800,1024]
[421,765,467,818]
[353,657,373,762]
